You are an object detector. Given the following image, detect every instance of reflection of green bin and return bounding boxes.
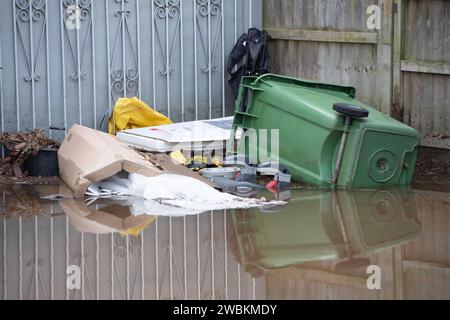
[232,74,421,188]
[229,189,421,277]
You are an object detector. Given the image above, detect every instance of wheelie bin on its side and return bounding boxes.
[231,74,421,189]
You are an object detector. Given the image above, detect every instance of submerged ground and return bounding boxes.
[0,173,449,300]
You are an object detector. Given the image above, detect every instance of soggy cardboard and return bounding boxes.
[60,198,156,235]
[58,125,161,197]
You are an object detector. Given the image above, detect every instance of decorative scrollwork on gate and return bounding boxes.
[114,234,142,258]
[196,0,222,73]
[154,0,180,19]
[16,0,46,22]
[196,0,221,17]
[62,0,92,80]
[109,0,140,102]
[153,0,181,75]
[113,234,143,299]
[15,0,47,82]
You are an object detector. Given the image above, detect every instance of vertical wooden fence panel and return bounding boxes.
[265,0,449,150]
[397,0,450,149]
[264,0,385,111]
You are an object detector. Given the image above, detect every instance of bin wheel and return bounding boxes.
[333,103,369,118]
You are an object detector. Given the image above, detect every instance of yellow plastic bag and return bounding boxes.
[109,97,172,134]
[119,217,157,237]
[170,150,188,165]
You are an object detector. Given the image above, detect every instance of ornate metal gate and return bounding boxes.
[0,0,262,138]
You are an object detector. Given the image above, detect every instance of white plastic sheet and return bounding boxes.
[87,173,286,215]
[116,117,242,152]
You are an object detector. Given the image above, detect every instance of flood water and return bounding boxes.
[0,182,449,300]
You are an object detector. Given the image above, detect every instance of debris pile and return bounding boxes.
[57,124,287,213]
[0,129,60,177]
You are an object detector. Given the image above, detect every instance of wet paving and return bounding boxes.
[0,181,449,300]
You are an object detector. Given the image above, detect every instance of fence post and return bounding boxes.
[392,0,404,121]
[376,0,394,115]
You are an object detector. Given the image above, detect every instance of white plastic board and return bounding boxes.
[117,117,239,152]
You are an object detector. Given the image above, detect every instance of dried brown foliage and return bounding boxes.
[0,129,60,177]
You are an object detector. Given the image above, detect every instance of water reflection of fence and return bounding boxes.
[0,203,262,300]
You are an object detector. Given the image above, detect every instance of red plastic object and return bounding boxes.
[266,180,278,193]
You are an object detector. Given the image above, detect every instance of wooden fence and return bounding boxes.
[263,0,450,150]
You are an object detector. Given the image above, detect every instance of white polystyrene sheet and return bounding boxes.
[87,173,286,215]
[121,117,234,143]
[116,117,240,152]
[116,133,225,153]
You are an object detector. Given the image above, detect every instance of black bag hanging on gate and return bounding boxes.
[227,28,270,99]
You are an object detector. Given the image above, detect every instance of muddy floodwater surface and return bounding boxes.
[0,180,449,300]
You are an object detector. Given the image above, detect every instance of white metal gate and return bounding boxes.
[0,0,262,139]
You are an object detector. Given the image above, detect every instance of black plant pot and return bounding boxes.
[23,149,59,177]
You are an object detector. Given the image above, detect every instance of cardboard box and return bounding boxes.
[58,125,161,197]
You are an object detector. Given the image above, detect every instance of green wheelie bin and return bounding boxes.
[231,74,421,189]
